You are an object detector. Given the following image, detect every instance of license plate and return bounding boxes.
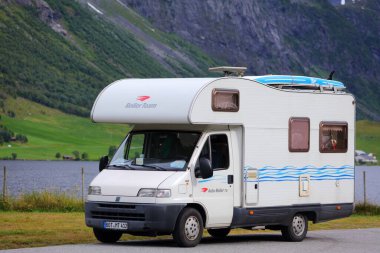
[104,221,128,230]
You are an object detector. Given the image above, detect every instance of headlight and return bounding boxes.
[137,188,156,197]
[88,186,101,195]
[137,188,171,198]
[156,189,171,198]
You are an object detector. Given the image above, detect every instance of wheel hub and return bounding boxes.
[184,216,200,240]
[292,215,305,236]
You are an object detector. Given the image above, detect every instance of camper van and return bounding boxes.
[85,67,355,247]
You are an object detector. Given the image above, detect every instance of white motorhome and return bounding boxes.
[85,67,355,247]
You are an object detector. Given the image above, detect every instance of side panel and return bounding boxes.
[190,78,355,209]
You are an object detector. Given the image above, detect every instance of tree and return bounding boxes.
[108,145,117,158]
[81,152,89,160]
[55,152,61,159]
[11,153,17,160]
[72,150,80,161]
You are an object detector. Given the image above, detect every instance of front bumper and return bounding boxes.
[85,202,185,235]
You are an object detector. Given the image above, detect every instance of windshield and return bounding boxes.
[109,131,201,171]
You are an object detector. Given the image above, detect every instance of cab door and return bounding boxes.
[192,132,234,227]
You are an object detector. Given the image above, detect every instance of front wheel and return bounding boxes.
[173,208,203,247]
[281,213,308,242]
[208,228,231,238]
[93,228,122,243]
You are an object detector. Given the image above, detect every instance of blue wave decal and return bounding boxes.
[198,175,226,184]
[254,165,354,182]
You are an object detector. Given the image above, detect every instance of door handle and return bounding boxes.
[228,175,234,184]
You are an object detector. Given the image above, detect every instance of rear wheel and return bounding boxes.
[281,213,308,242]
[93,228,122,243]
[173,208,203,247]
[208,228,231,238]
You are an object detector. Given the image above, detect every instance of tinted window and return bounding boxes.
[289,117,310,152]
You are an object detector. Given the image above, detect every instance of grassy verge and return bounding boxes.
[355,203,380,215]
[0,191,84,212]
[0,211,379,250]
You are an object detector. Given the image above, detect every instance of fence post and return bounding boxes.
[363,171,367,206]
[81,167,84,204]
[2,166,6,202]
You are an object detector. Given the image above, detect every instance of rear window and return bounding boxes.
[319,122,348,153]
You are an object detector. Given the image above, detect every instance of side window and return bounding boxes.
[127,134,145,160]
[319,122,348,153]
[289,117,310,152]
[212,89,239,112]
[197,134,230,172]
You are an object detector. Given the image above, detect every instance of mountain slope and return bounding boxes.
[0,0,220,117]
[122,0,380,120]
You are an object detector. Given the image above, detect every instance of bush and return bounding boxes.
[11,153,17,160]
[15,134,28,143]
[55,152,61,159]
[81,152,88,160]
[72,150,80,161]
[0,129,13,142]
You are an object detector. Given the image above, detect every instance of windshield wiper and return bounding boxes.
[109,164,135,170]
[133,164,166,171]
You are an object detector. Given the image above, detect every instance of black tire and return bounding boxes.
[208,228,231,239]
[281,213,308,242]
[173,208,204,247]
[93,228,122,243]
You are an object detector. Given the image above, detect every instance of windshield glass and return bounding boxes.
[109,131,201,171]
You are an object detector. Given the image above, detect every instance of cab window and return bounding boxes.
[197,134,230,171]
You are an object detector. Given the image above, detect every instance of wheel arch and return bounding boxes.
[186,203,207,227]
[300,211,317,223]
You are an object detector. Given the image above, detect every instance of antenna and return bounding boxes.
[208,66,247,77]
[328,70,335,80]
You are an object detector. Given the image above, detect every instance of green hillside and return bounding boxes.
[0,97,127,160]
[0,0,219,117]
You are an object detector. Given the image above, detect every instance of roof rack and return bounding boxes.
[209,66,247,77]
[253,75,346,92]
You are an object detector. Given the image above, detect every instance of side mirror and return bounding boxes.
[199,157,213,179]
[99,156,109,172]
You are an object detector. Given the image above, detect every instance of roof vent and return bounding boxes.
[209,66,247,77]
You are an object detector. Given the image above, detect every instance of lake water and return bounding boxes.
[0,161,379,204]
[0,160,99,197]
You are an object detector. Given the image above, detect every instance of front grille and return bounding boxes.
[91,211,145,221]
[98,203,136,209]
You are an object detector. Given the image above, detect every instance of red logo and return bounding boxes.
[201,188,208,192]
[137,96,150,102]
